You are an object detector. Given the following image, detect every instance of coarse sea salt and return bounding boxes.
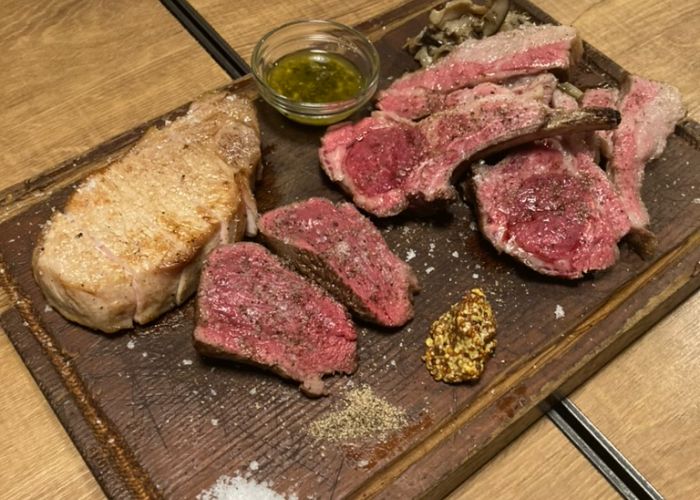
[405,249,416,262]
[554,304,565,319]
[197,475,295,500]
[126,340,135,350]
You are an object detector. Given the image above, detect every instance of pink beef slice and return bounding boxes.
[473,140,631,279]
[581,87,620,160]
[258,197,420,327]
[193,242,357,397]
[376,25,581,119]
[608,75,685,229]
[320,91,619,217]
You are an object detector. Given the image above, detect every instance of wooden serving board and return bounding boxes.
[1,1,699,498]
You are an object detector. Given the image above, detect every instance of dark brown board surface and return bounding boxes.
[1,1,699,498]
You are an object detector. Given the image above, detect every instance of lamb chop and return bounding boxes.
[320,91,619,217]
[380,73,558,120]
[606,75,685,256]
[377,24,581,119]
[473,140,631,278]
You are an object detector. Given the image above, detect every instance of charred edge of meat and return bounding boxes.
[451,107,621,183]
[624,227,658,260]
[260,235,379,326]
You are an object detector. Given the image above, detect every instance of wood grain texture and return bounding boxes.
[0,332,104,500]
[449,418,617,500]
[537,0,700,120]
[0,0,229,191]
[0,0,699,498]
[188,0,411,60]
[1,5,699,495]
[571,291,700,498]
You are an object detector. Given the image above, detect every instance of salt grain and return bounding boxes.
[406,249,416,262]
[182,359,193,366]
[249,461,260,471]
[472,273,479,279]
[197,475,287,500]
[692,198,700,204]
[250,387,258,396]
[452,251,459,258]
[126,340,135,350]
[43,304,53,313]
[425,267,435,274]
[211,419,219,426]
[554,304,565,319]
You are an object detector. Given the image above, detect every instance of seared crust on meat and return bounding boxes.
[32,91,260,333]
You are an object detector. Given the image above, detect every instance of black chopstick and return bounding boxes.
[548,399,663,500]
[160,0,250,79]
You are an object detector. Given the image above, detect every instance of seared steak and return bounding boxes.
[193,243,357,397]
[377,25,581,119]
[258,197,420,327]
[33,91,260,333]
[473,140,631,278]
[320,92,619,217]
[608,76,685,230]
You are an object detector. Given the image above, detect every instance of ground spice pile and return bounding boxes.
[308,385,407,443]
[423,288,497,383]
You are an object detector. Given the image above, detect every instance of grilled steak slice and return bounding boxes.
[33,91,260,333]
[377,25,581,118]
[320,92,620,217]
[608,76,685,231]
[581,87,619,160]
[473,140,631,279]
[258,197,420,327]
[193,242,357,397]
[379,73,558,120]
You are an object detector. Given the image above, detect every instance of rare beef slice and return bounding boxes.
[194,242,357,397]
[258,197,420,327]
[473,140,631,279]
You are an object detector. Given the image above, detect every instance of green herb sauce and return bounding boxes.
[267,50,364,103]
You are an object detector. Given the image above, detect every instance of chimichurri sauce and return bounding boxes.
[267,50,364,103]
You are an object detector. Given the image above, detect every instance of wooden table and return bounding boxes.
[1,0,698,498]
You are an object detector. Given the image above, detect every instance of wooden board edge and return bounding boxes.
[1,1,699,498]
[0,256,162,499]
[347,230,700,498]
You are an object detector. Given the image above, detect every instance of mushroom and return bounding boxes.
[481,0,512,37]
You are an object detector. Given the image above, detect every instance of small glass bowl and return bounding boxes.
[251,20,380,126]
